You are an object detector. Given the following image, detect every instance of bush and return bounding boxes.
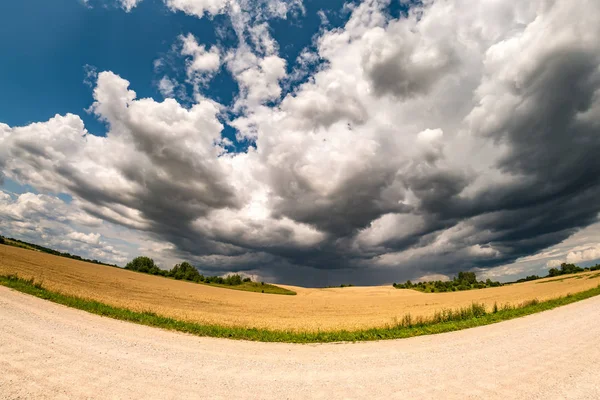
[0,236,5,245]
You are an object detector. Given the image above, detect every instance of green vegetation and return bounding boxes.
[537,275,578,284]
[513,275,542,283]
[397,263,600,291]
[202,281,295,295]
[393,271,502,293]
[324,284,354,288]
[124,256,296,295]
[0,234,118,268]
[548,263,584,277]
[2,274,599,343]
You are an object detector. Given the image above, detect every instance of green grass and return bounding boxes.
[536,275,578,284]
[202,281,296,295]
[1,274,599,343]
[3,238,38,251]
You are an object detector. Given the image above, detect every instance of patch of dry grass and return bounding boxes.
[2,245,600,332]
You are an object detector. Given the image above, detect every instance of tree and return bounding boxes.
[125,256,159,274]
[457,271,477,285]
[548,268,560,277]
[559,263,583,275]
[224,274,243,285]
[170,262,201,281]
[0,236,5,245]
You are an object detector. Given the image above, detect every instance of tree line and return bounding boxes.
[124,256,254,286]
[394,262,600,292]
[393,271,502,293]
[513,262,600,283]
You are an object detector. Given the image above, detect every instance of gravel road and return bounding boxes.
[1,285,599,399]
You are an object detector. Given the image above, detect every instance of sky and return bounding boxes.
[1,0,600,286]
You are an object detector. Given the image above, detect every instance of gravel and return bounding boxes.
[1,285,599,399]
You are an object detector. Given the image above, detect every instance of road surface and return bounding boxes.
[1,285,599,399]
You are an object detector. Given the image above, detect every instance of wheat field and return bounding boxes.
[2,245,599,331]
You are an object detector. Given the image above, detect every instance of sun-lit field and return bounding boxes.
[2,244,600,332]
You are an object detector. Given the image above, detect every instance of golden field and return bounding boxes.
[1,244,599,332]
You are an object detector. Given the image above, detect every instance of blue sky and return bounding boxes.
[1,0,600,286]
[0,0,350,141]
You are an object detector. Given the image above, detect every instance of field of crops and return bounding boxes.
[2,245,599,332]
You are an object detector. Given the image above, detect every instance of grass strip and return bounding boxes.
[1,274,599,344]
[195,281,296,295]
[536,275,578,284]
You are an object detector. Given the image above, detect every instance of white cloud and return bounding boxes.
[566,246,600,264]
[165,0,228,18]
[0,191,129,264]
[157,76,176,98]
[120,0,143,12]
[546,244,600,267]
[181,34,221,76]
[67,231,101,245]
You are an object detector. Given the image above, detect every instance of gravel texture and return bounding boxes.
[1,285,599,399]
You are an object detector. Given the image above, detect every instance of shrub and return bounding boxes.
[520,298,540,307]
[471,303,486,317]
[401,314,412,328]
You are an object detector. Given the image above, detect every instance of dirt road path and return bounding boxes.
[1,286,599,399]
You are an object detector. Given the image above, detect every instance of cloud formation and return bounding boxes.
[1,0,600,285]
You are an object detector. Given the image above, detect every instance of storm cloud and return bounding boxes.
[1,0,600,285]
